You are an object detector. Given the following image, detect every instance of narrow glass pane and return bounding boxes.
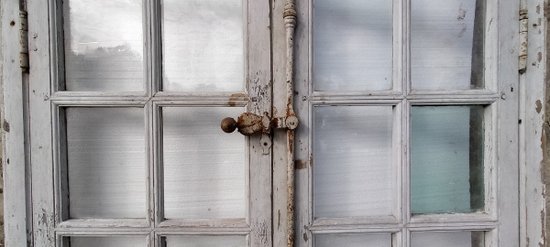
[63,0,144,91]
[314,106,395,218]
[411,0,485,90]
[411,106,485,214]
[66,236,146,247]
[315,233,391,247]
[313,0,393,91]
[162,235,245,247]
[412,232,485,247]
[66,108,146,219]
[162,0,244,92]
[163,107,246,219]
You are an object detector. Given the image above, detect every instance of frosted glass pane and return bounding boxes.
[64,0,144,91]
[163,107,246,219]
[411,0,485,90]
[163,235,245,247]
[412,232,485,247]
[411,106,485,214]
[313,0,393,91]
[315,233,391,247]
[314,106,395,218]
[163,0,244,92]
[66,108,146,219]
[68,237,145,247]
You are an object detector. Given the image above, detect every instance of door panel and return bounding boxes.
[162,107,247,220]
[411,0,485,90]
[63,0,145,92]
[66,107,147,219]
[65,236,147,247]
[314,233,392,247]
[162,235,246,247]
[30,0,272,246]
[291,0,518,246]
[313,106,396,218]
[411,106,485,214]
[162,0,244,92]
[313,0,393,91]
[410,232,485,247]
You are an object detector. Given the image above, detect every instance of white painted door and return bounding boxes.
[22,0,521,246]
[290,0,520,246]
[27,0,272,246]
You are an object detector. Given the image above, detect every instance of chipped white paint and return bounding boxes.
[2,0,29,246]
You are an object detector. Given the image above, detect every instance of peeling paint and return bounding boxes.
[2,120,9,133]
[537,100,543,113]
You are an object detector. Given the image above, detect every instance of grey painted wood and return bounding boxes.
[496,0,520,245]
[2,0,30,246]
[520,0,546,246]
[29,0,56,245]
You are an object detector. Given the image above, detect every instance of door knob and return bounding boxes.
[220,112,298,136]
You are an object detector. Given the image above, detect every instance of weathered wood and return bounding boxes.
[2,0,29,246]
[28,0,56,245]
[521,0,547,245]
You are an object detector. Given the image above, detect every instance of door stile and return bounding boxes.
[29,0,55,245]
[247,0,273,246]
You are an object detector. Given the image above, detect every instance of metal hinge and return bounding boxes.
[19,10,29,73]
[519,8,528,74]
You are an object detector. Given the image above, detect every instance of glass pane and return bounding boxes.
[63,0,144,91]
[412,232,485,247]
[314,106,395,218]
[66,236,146,247]
[163,107,246,219]
[411,106,485,214]
[313,0,393,91]
[162,235,245,247]
[66,108,146,219]
[162,0,244,92]
[315,233,391,247]
[411,0,485,90]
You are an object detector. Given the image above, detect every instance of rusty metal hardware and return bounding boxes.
[220,112,298,136]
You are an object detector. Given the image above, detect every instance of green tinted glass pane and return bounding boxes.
[411,106,484,214]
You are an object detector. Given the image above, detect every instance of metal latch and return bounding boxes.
[220,112,298,136]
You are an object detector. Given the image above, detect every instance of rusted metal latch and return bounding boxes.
[220,113,298,136]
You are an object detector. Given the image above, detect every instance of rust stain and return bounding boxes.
[536,100,543,113]
[228,93,247,107]
[295,159,308,169]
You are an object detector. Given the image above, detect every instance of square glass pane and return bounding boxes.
[65,236,146,247]
[162,235,246,247]
[411,106,485,214]
[162,0,244,92]
[313,0,393,91]
[162,107,246,219]
[411,0,485,90]
[63,0,144,91]
[315,233,391,247]
[314,106,395,218]
[412,232,485,247]
[66,108,146,219]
